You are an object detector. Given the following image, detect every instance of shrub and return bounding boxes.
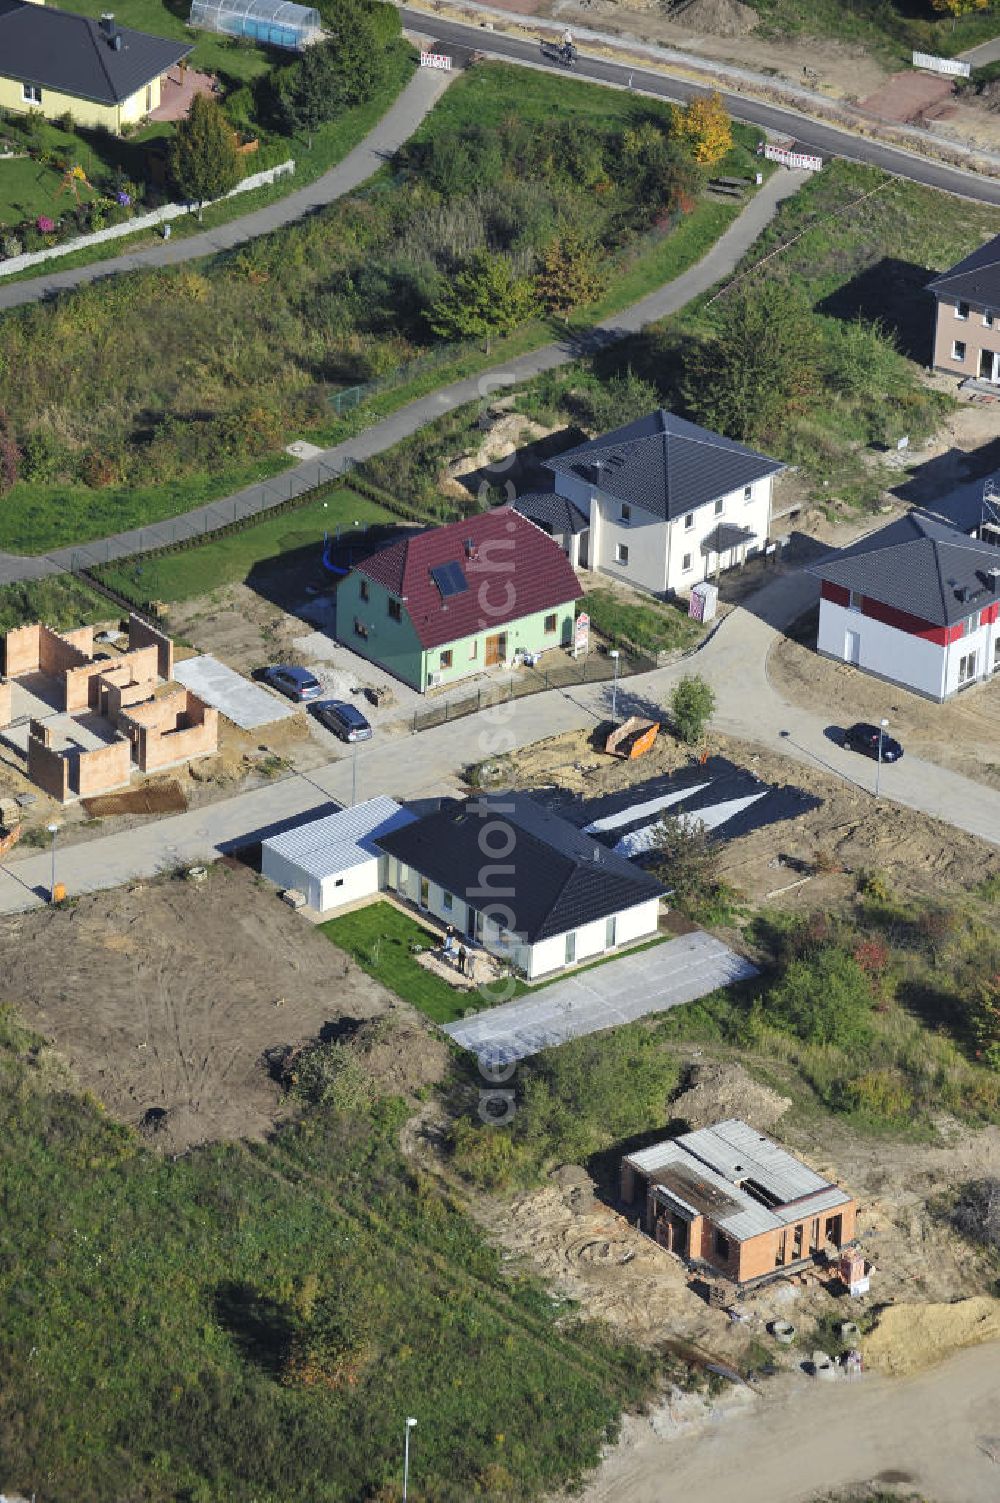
[951,1177,1000,1250]
[839,1068,913,1123]
[759,945,875,1050]
[645,815,723,920]
[170,94,242,210]
[669,673,715,744]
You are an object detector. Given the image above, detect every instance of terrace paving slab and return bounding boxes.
[443,931,757,1064]
[173,654,294,730]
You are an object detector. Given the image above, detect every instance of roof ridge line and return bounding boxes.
[85,12,120,101]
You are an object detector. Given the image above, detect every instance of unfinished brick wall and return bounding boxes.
[63,645,158,713]
[38,625,92,681]
[0,678,10,729]
[123,690,218,772]
[71,738,132,798]
[27,721,69,801]
[3,624,42,677]
[128,614,174,682]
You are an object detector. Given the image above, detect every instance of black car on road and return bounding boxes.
[843,722,903,762]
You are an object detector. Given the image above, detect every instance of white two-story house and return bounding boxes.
[514,410,784,597]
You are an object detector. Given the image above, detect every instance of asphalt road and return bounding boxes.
[404,8,1000,206]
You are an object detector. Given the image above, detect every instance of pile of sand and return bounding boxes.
[671,1061,791,1132]
[864,1297,1000,1376]
[675,0,758,37]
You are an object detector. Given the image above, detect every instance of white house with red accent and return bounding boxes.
[813,512,1000,700]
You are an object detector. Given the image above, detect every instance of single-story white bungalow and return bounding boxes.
[261,796,416,913]
[375,792,668,981]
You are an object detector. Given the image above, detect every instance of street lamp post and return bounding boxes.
[47,822,59,903]
[609,649,620,724]
[403,1417,417,1503]
[875,717,889,799]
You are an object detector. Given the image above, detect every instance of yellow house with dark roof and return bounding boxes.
[0,0,192,131]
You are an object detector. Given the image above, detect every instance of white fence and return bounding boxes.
[420,51,453,69]
[0,159,295,279]
[761,143,823,172]
[912,50,971,78]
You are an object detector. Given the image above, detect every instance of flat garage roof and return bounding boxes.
[443,930,757,1064]
[262,796,416,881]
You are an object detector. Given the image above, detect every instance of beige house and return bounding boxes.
[928,234,1000,385]
[0,0,192,132]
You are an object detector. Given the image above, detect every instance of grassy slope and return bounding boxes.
[0,575,112,634]
[0,1007,658,1501]
[97,488,396,603]
[747,0,1000,67]
[0,42,416,274]
[583,588,701,655]
[0,67,765,557]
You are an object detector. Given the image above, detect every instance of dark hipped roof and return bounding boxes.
[0,0,191,105]
[376,793,666,944]
[512,492,590,537]
[355,507,582,652]
[543,410,784,522]
[926,234,1000,308]
[813,510,1000,627]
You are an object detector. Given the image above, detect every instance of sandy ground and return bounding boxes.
[581,1338,1000,1503]
[0,867,446,1152]
[503,725,1000,908]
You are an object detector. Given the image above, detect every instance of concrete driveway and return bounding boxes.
[443,931,757,1064]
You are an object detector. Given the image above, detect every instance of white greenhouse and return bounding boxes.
[189,0,322,51]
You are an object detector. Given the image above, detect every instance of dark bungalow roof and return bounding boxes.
[355,507,582,652]
[376,793,667,944]
[512,491,590,537]
[0,0,191,104]
[813,510,1000,628]
[543,410,784,523]
[926,234,1000,308]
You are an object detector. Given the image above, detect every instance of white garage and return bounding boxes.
[261,796,416,914]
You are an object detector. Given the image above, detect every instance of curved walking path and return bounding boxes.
[0,65,451,317]
[0,168,807,587]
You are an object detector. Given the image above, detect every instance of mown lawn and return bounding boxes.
[321,901,527,1023]
[97,487,398,604]
[0,1006,661,1501]
[584,588,702,657]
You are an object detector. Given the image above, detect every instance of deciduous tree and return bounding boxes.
[676,91,733,166]
[669,672,715,744]
[931,0,988,21]
[170,95,242,218]
[536,233,605,320]
[428,250,536,353]
[681,281,820,446]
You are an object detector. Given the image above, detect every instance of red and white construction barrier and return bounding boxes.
[759,142,823,171]
[420,51,453,69]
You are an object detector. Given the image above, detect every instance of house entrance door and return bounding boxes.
[484,632,508,667]
[980,349,1000,383]
[844,629,861,665]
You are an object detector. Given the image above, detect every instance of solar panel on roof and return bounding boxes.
[430,561,468,598]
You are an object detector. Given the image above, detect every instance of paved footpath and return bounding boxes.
[0,66,451,318]
[4,565,1000,913]
[0,169,807,587]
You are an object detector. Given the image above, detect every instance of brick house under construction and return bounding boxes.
[621,1119,857,1286]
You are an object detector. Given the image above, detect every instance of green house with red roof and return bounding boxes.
[335,508,583,693]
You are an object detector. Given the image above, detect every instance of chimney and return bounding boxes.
[465,537,476,559]
[100,12,119,43]
[990,567,1000,593]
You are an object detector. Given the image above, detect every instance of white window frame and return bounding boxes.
[714,498,724,516]
[619,503,631,524]
[952,340,967,362]
[22,83,42,104]
[684,512,694,531]
[615,543,629,565]
[956,301,970,321]
[958,650,977,684]
[985,309,995,329]
[744,483,753,503]
[682,552,693,572]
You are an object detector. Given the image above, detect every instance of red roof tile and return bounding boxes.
[356,507,583,651]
